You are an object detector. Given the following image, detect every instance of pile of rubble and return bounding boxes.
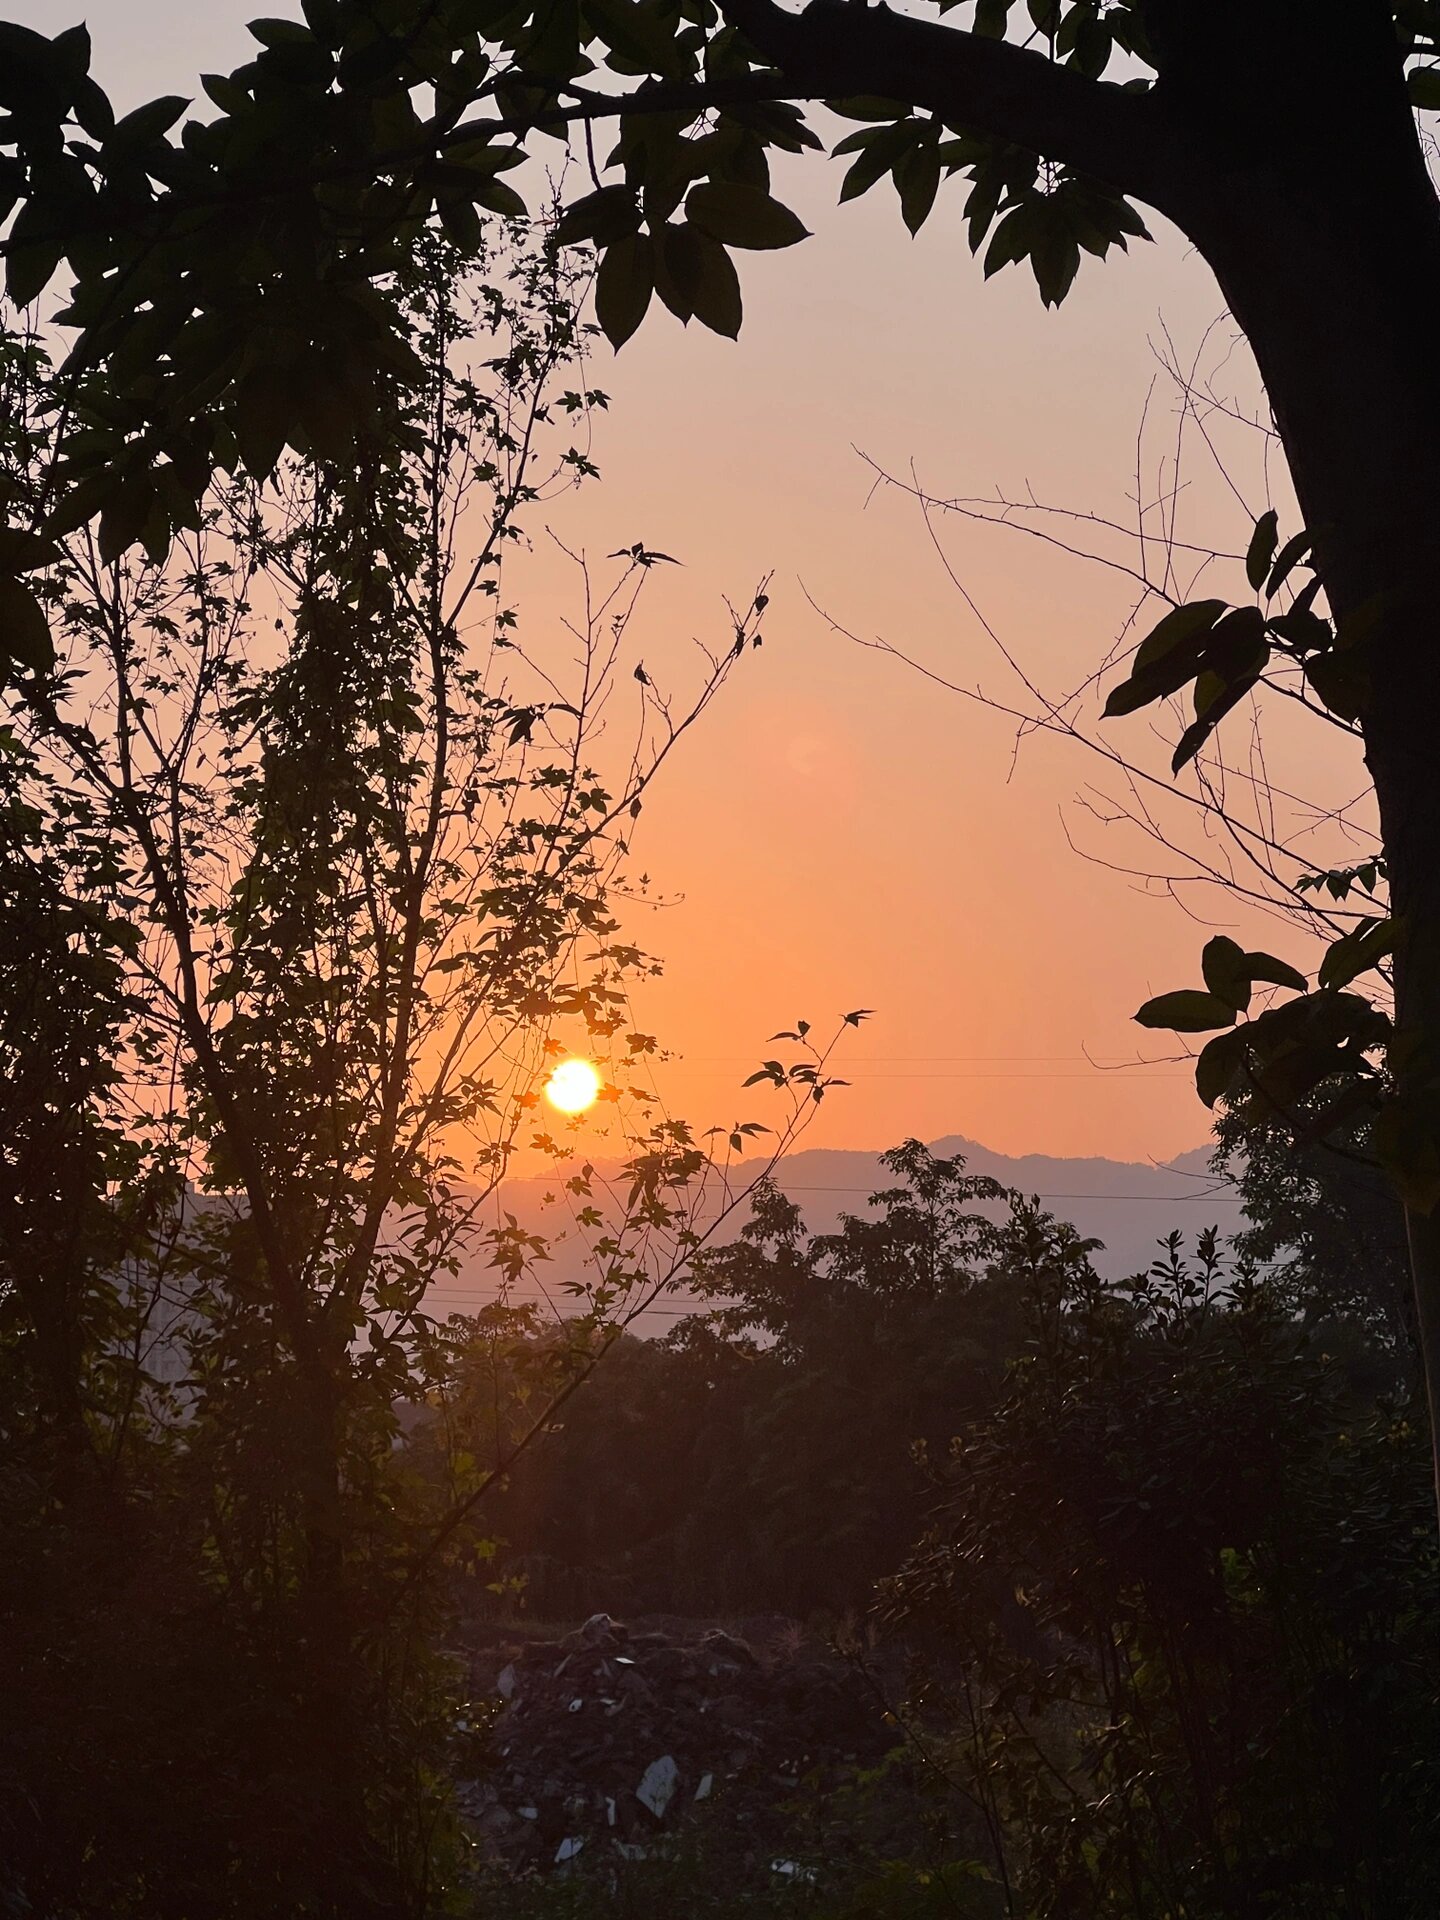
[456,1613,889,1871]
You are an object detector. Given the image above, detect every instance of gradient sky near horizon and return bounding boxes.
[20,1,1375,1164]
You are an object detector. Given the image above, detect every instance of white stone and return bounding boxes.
[771,1861,816,1883]
[636,1753,680,1820]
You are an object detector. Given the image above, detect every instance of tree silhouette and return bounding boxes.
[4,2,1440,1485]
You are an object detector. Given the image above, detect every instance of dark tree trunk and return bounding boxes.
[291,1352,407,1916]
[1150,3,1440,1508]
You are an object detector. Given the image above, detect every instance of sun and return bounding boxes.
[544,1057,602,1116]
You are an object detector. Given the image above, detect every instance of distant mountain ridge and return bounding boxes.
[425,1135,1246,1327]
[753,1133,1238,1266]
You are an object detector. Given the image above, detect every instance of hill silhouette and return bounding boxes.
[425,1135,1244,1328]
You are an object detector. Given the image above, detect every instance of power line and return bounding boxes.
[421,1303,704,1316]
[753,1184,1236,1200]
[479,1184,1238,1203]
[660,1075,1190,1090]
[418,1182,1244,1313]
[672,1059,1175,1075]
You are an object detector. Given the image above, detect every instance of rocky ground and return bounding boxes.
[453,1612,897,1876]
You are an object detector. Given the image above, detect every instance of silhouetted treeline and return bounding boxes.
[428,1142,1417,1621]
[419,1144,1028,1615]
[439,1143,1440,1917]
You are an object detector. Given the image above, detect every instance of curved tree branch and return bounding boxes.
[721,0,1171,202]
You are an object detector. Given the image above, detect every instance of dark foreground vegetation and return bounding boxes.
[5,3,1440,1911]
[1,212,1437,1920]
[12,1087,1437,1918]
[433,1146,1440,1917]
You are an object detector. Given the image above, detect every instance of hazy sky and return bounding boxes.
[23,3,1371,1163]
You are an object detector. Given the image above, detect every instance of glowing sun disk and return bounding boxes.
[545,1057,602,1115]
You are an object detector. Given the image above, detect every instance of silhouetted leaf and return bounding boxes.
[0,528,61,573]
[684,182,808,249]
[1134,598,1227,672]
[1162,605,1270,769]
[555,183,641,246]
[104,94,188,156]
[1030,210,1081,306]
[824,96,911,120]
[1195,1026,1248,1106]
[663,225,741,337]
[1245,509,1278,591]
[5,200,63,308]
[1267,606,1331,653]
[837,121,918,204]
[586,0,685,76]
[97,477,154,566]
[201,72,252,114]
[1319,918,1394,990]
[466,173,526,218]
[1200,936,1307,1020]
[1243,950,1308,994]
[1135,990,1236,1033]
[43,469,119,539]
[1201,935,1252,1012]
[1266,528,1313,596]
[0,573,55,675]
[595,232,653,348]
[896,138,942,234]
[1103,599,1227,717]
[438,193,485,251]
[233,366,297,480]
[983,202,1038,277]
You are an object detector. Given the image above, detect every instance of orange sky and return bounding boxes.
[29,2,1374,1163]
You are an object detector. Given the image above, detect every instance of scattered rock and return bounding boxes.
[636,1753,679,1820]
[456,1616,886,1870]
[699,1628,758,1668]
[772,1858,816,1883]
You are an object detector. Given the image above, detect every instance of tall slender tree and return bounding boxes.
[0,215,771,1912]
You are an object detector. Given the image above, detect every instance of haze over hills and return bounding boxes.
[755,1134,1242,1272]
[423,1134,1247,1328]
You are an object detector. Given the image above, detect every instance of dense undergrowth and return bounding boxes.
[441,1148,1439,1919]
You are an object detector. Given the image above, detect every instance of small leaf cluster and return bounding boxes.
[964,0,1155,77]
[741,1009,870,1106]
[568,118,815,345]
[831,101,1150,306]
[1297,857,1387,902]
[1103,511,1364,774]
[1137,928,1398,1188]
